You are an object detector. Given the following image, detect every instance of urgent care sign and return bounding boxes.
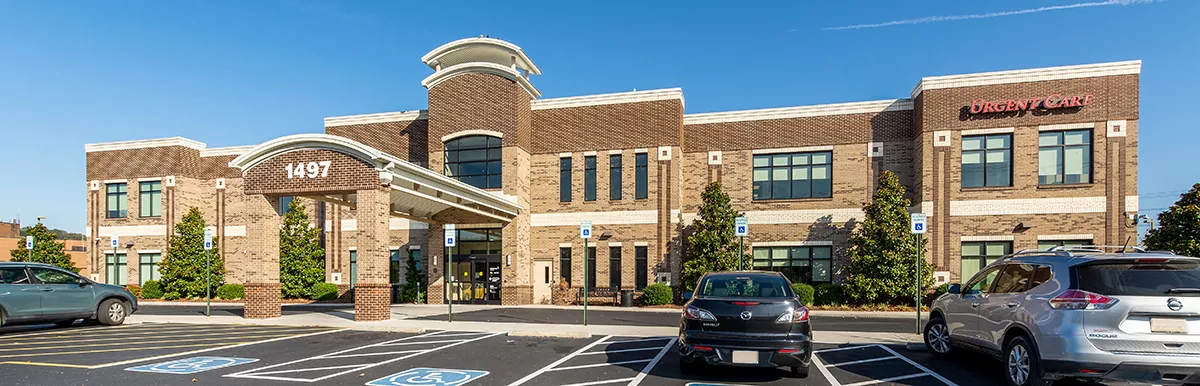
[968,93,1094,114]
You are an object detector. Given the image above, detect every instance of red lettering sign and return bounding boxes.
[966,94,1093,114]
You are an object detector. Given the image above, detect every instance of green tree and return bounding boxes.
[10,223,78,272]
[280,199,326,299]
[399,253,425,303]
[843,171,935,304]
[159,207,224,299]
[682,182,745,291]
[1144,183,1200,256]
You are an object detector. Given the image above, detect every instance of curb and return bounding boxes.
[507,331,592,339]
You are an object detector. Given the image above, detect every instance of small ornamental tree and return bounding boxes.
[160,207,225,299]
[10,223,78,272]
[399,253,424,303]
[843,171,935,304]
[1144,183,1200,257]
[280,199,326,299]
[682,182,745,291]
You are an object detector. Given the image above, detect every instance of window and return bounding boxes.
[139,181,162,217]
[544,266,550,284]
[105,252,126,285]
[961,241,1012,281]
[1076,260,1200,296]
[753,151,832,200]
[609,247,622,290]
[1039,130,1092,185]
[278,196,294,215]
[31,268,77,285]
[138,253,161,286]
[559,247,571,284]
[963,265,1002,295]
[697,274,793,298]
[587,246,597,290]
[992,264,1036,293]
[1029,266,1053,289]
[635,153,648,199]
[609,154,622,200]
[584,156,597,201]
[106,183,127,218]
[751,246,832,284]
[445,135,502,189]
[454,229,502,254]
[635,246,648,290]
[0,268,30,284]
[1037,239,1093,251]
[559,157,572,202]
[410,249,422,274]
[962,134,1011,188]
[349,250,357,288]
[390,249,402,284]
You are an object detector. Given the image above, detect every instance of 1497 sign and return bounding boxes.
[285,161,332,179]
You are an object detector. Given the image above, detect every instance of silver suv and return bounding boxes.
[925,246,1200,386]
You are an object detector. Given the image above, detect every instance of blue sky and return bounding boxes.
[1,0,1196,233]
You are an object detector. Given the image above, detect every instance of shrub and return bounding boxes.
[640,283,673,306]
[311,283,340,301]
[141,280,163,299]
[925,283,950,305]
[127,285,142,298]
[163,292,179,301]
[814,283,844,306]
[216,284,244,300]
[791,283,815,306]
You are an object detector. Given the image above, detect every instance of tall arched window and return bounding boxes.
[444,135,502,189]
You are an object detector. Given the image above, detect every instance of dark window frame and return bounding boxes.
[752,151,833,200]
[586,246,597,291]
[138,252,161,286]
[105,183,127,218]
[635,153,648,199]
[1038,129,1093,186]
[635,246,648,290]
[559,247,571,284]
[584,155,597,201]
[750,246,833,284]
[961,241,1012,281]
[609,246,621,290]
[138,181,162,217]
[105,252,126,286]
[559,157,572,202]
[961,134,1013,188]
[609,154,622,201]
[444,135,503,189]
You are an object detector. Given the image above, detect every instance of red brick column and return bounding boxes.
[354,187,391,322]
[243,193,282,319]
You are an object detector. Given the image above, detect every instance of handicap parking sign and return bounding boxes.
[126,356,258,374]
[367,368,489,386]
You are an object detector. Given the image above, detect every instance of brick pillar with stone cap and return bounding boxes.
[243,193,282,319]
[354,186,392,321]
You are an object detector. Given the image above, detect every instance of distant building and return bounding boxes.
[0,220,18,238]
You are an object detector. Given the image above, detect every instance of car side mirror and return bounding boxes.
[947,284,961,295]
[682,291,693,301]
[78,278,92,287]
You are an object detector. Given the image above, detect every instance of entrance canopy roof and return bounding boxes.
[229,134,521,224]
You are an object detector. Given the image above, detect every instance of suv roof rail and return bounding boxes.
[1047,245,1148,253]
[1009,249,1074,259]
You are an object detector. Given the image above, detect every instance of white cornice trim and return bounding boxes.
[441,129,505,142]
[85,137,206,153]
[911,60,1141,98]
[421,62,541,99]
[421,37,541,75]
[960,127,1015,136]
[950,197,1107,216]
[684,99,912,125]
[324,110,427,127]
[532,88,684,110]
[200,145,256,158]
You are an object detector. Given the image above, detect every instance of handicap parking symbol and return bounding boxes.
[126,356,258,375]
[367,367,489,386]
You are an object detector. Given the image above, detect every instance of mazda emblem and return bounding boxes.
[1168,298,1183,311]
[740,311,752,320]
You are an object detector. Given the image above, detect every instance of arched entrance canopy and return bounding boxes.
[229,134,521,224]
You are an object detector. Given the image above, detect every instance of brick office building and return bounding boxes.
[84,38,1139,320]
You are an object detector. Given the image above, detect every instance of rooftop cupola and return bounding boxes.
[420,37,542,98]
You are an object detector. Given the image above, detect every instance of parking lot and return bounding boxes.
[0,322,1016,386]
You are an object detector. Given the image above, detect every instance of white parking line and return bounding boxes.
[625,337,675,386]
[561,377,637,386]
[507,335,676,386]
[813,344,959,386]
[578,347,662,355]
[823,356,898,367]
[225,330,503,383]
[843,373,929,386]
[548,359,653,372]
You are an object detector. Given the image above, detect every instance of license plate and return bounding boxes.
[732,350,758,364]
[1151,317,1188,334]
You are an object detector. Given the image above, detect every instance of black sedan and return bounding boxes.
[677,271,813,378]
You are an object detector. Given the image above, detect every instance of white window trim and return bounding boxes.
[441,129,504,143]
[634,148,649,154]
[558,243,572,248]
[137,249,162,254]
[1037,234,1095,241]
[607,242,623,247]
[960,235,1015,242]
[633,242,649,247]
[583,151,597,156]
[752,145,833,155]
[751,241,834,247]
[607,149,622,155]
[960,127,1015,136]
[558,152,572,158]
[136,177,163,182]
[1038,122,1095,132]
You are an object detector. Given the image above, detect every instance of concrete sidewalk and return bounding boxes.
[127,309,921,345]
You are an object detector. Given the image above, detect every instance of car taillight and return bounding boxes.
[1049,290,1118,310]
[775,307,809,323]
[684,305,717,321]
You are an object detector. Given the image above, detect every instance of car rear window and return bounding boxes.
[697,275,793,298]
[1076,261,1200,296]
[0,268,30,284]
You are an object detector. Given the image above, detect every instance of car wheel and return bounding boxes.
[924,317,952,357]
[0,308,6,328]
[1004,336,1045,386]
[54,319,77,327]
[790,365,810,378]
[97,299,128,326]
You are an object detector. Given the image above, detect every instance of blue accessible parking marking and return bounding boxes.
[366,367,489,386]
[126,356,259,374]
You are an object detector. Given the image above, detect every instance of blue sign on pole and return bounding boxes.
[367,368,489,386]
[126,357,258,375]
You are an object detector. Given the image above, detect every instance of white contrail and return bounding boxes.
[823,0,1160,30]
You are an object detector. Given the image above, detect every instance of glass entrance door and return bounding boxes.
[449,255,501,304]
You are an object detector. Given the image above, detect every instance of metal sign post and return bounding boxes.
[25,236,34,262]
[910,213,927,334]
[444,224,456,322]
[735,217,748,270]
[204,228,214,317]
[110,235,120,284]
[580,220,592,326]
